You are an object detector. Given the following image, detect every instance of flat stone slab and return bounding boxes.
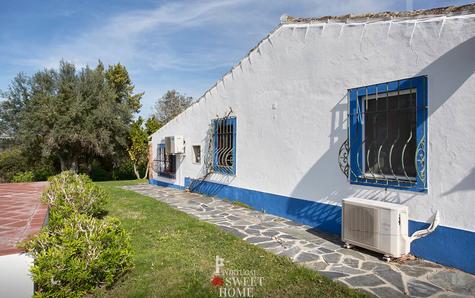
[427,270,475,296]
[330,264,366,275]
[262,230,279,237]
[278,246,301,259]
[319,271,348,280]
[246,236,272,244]
[361,261,391,271]
[124,184,475,298]
[337,248,367,260]
[323,252,342,264]
[343,257,360,268]
[344,274,386,287]
[373,268,405,292]
[407,280,443,297]
[396,265,432,277]
[218,226,247,239]
[295,251,321,263]
[370,286,409,298]
[304,261,328,271]
[256,241,281,249]
[244,228,262,236]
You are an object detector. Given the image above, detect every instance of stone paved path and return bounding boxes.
[123,184,475,298]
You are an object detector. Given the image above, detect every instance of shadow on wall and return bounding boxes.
[289,95,352,205]
[421,36,475,196]
[351,188,417,204]
[188,173,235,196]
[279,95,350,234]
[187,123,237,195]
[287,36,475,227]
[421,36,475,117]
[443,167,475,196]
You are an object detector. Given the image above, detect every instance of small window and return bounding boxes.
[213,117,236,175]
[344,76,428,192]
[192,145,201,164]
[157,143,176,179]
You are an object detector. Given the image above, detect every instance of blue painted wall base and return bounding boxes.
[150,178,475,274]
[149,178,184,190]
[184,177,341,235]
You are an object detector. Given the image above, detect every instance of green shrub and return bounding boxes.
[90,164,113,181]
[23,171,133,297]
[32,163,56,181]
[42,171,109,227]
[12,171,35,182]
[112,160,138,180]
[0,148,57,182]
[0,148,29,182]
[24,214,133,298]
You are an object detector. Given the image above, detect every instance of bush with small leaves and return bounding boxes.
[23,214,133,297]
[0,148,29,182]
[42,171,109,226]
[12,171,35,182]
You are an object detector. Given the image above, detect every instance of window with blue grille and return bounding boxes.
[344,76,428,192]
[213,117,236,175]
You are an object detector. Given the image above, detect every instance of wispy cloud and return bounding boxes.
[14,0,395,72]
[5,0,466,115]
[16,0,256,70]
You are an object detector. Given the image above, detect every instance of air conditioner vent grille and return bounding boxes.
[344,204,379,247]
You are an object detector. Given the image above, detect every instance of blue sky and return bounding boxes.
[0,0,472,117]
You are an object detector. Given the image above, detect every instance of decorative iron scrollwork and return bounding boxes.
[152,159,160,174]
[338,138,350,178]
[415,135,426,186]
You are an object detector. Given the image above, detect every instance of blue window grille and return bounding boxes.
[213,117,236,175]
[339,76,428,192]
[156,143,176,179]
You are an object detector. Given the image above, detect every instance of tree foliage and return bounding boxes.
[0,148,56,182]
[0,148,29,182]
[127,117,149,179]
[0,73,30,137]
[154,90,193,125]
[0,60,142,173]
[127,116,159,179]
[145,116,161,135]
[105,63,142,112]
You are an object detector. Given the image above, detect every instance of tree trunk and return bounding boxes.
[141,166,149,180]
[85,158,92,175]
[133,163,141,180]
[58,155,66,172]
[70,160,78,173]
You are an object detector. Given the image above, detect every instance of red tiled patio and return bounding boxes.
[0,182,48,256]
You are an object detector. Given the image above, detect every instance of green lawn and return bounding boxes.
[94,180,367,297]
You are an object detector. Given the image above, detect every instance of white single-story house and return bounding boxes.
[150,5,475,274]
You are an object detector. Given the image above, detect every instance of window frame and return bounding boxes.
[192,145,201,164]
[213,117,237,175]
[347,76,428,192]
[157,143,176,179]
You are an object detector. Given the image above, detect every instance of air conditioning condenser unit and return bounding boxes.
[165,136,185,155]
[342,198,410,258]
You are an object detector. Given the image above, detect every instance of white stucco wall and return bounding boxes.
[151,14,475,233]
[0,253,34,298]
